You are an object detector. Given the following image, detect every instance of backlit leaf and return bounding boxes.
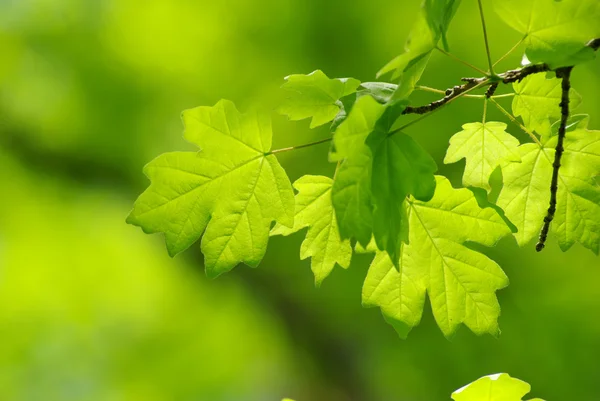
[512,73,582,137]
[127,100,294,278]
[452,373,544,401]
[363,176,510,338]
[445,121,521,192]
[497,118,600,254]
[271,175,352,286]
[493,0,600,67]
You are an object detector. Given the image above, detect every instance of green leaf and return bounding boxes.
[452,373,544,401]
[362,176,510,338]
[444,121,521,192]
[330,96,385,247]
[271,175,352,286]
[331,96,436,262]
[512,73,582,137]
[368,124,438,265]
[330,95,387,162]
[378,0,461,99]
[277,70,361,128]
[497,118,600,254]
[424,0,462,50]
[493,0,600,67]
[332,146,375,247]
[127,100,294,278]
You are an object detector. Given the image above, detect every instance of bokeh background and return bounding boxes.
[1,0,599,400]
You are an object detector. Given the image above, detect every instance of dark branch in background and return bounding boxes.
[536,66,573,252]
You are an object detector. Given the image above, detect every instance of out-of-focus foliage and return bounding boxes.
[1,0,600,400]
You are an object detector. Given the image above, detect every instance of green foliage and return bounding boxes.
[445,121,521,192]
[271,175,352,286]
[512,74,582,138]
[129,0,600,345]
[452,373,544,401]
[127,99,294,278]
[378,0,461,99]
[363,176,510,338]
[277,70,361,128]
[493,0,600,66]
[497,117,600,254]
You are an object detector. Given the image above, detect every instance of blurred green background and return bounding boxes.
[1,0,599,400]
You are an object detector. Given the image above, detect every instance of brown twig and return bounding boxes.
[536,66,573,252]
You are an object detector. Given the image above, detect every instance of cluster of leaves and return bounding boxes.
[128,0,600,340]
[284,373,545,401]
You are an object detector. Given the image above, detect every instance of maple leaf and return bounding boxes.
[512,73,582,137]
[452,373,544,401]
[127,100,294,277]
[493,0,600,67]
[277,70,360,128]
[271,175,352,286]
[445,121,521,192]
[363,176,511,338]
[497,117,600,254]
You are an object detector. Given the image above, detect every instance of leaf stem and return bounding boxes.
[493,36,526,68]
[269,137,332,155]
[482,97,488,124]
[435,46,488,75]
[477,0,494,75]
[488,98,542,146]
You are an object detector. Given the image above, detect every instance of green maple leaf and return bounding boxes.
[330,95,385,247]
[452,373,544,401]
[512,73,582,137]
[444,121,521,192]
[378,0,461,99]
[332,146,374,247]
[127,100,294,278]
[363,176,510,338]
[271,175,352,286]
[277,70,361,128]
[493,0,600,67]
[497,117,600,254]
[331,96,437,263]
[368,122,438,265]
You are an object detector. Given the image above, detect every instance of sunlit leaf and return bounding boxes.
[363,176,510,338]
[493,0,600,66]
[272,175,352,286]
[452,373,544,401]
[127,100,294,277]
[497,118,600,254]
[512,73,582,137]
[445,121,521,192]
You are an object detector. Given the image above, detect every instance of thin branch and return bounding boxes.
[536,66,573,252]
[391,79,490,134]
[435,46,488,75]
[416,85,513,99]
[268,137,332,155]
[403,77,489,115]
[488,98,542,146]
[493,35,526,67]
[477,0,494,74]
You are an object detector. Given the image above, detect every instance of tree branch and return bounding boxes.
[536,66,573,252]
